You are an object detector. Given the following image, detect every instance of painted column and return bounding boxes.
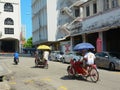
[96,32,103,52]
[82,34,86,42]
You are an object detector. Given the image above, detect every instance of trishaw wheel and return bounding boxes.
[67,66,75,78]
[44,64,48,69]
[89,68,99,83]
[35,60,38,67]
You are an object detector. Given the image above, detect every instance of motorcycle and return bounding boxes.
[67,59,99,83]
[14,58,19,65]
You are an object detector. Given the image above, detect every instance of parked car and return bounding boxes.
[56,51,64,61]
[95,51,120,71]
[62,52,82,63]
[50,51,64,61]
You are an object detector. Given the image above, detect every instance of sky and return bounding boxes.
[21,0,32,40]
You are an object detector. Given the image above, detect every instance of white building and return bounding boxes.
[20,25,26,53]
[32,0,58,46]
[0,0,21,53]
[21,25,26,41]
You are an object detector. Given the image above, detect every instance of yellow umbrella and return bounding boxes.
[37,45,51,50]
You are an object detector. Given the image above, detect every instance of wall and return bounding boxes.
[47,0,57,41]
[0,0,21,40]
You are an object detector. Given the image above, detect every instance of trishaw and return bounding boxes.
[35,45,51,69]
[67,43,99,83]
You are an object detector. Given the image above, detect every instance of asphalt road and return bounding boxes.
[0,56,120,90]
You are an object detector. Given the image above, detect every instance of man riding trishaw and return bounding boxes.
[34,45,51,69]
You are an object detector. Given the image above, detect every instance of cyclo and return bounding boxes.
[67,43,99,83]
[35,45,51,69]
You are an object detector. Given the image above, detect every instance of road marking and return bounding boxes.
[9,81,16,85]
[58,86,68,90]
[24,79,34,84]
[41,77,51,82]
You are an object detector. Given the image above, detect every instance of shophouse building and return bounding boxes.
[70,0,120,52]
[0,0,21,53]
[57,0,86,53]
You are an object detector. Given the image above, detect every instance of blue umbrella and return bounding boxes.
[73,42,95,51]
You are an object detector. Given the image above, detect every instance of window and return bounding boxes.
[5,28,14,34]
[4,18,14,25]
[4,3,13,12]
[75,8,80,17]
[111,0,118,8]
[93,2,97,14]
[104,0,109,10]
[86,5,90,16]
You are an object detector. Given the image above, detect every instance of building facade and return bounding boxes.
[32,0,120,53]
[70,0,120,52]
[56,0,86,53]
[32,0,86,52]
[32,0,58,47]
[20,25,26,53]
[0,0,21,53]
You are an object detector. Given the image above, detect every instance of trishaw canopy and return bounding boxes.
[37,45,51,50]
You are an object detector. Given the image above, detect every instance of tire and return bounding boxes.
[14,59,18,65]
[89,68,99,83]
[109,63,115,71]
[62,58,65,63]
[44,64,48,69]
[67,66,75,78]
[35,60,38,66]
[44,60,48,69]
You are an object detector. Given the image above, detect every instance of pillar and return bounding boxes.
[70,36,74,52]
[96,32,104,52]
[82,34,86,42]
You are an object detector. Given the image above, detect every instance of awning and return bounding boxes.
[71,24,120,36]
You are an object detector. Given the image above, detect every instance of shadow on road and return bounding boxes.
[30,66,47,69]
[60,75,87,82]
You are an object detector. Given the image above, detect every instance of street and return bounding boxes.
[0,56,120,90]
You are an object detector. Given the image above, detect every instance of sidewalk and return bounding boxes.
[0,63,12,90]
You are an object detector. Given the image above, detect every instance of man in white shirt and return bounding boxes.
[84,52,96,65]
[43,51,49,61]
[82,49,96,75]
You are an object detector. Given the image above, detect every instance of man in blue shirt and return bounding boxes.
[14,51,19,64]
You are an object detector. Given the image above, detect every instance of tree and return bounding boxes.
[23,37,33,48]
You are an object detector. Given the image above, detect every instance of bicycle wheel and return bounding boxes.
[89,68,99,83]
[67,66,75,77]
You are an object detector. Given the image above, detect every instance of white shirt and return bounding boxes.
[84,52,96,65]
[43,51,49,61]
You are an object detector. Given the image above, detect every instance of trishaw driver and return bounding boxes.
[82,49,96,75]
[43,50,49,61]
